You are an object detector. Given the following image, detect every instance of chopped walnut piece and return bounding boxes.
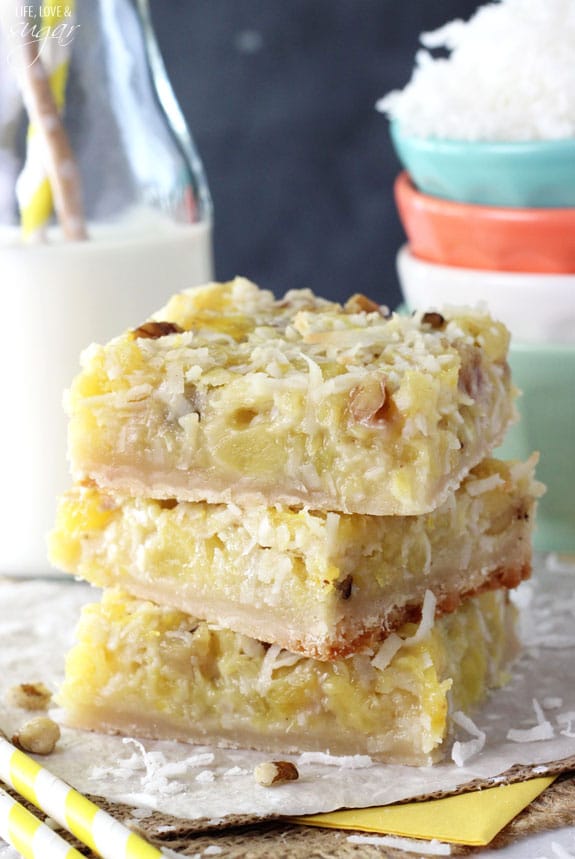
[254,760,299,787]
[515,504,530,522]
[6,683,52,712]
[132,321,184,340]
[13,717,61,755]
[335,574,353,600]
[349,377,394,425]
[421,312,446,330]
[459,348,485,400]
[344,293,388,316]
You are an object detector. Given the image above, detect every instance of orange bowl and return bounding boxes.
[394,172,575,273]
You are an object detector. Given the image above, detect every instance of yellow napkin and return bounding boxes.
[293,776,555,847]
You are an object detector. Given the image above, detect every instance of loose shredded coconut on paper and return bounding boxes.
[127,807,153,820]
[507,698,555,743]
[223,767,249,777]
[376,0,575,140]
[119,738,216,795]
[297,752,374,769]
[451,711,486,767]
[195,770,216,783]
[347,834,452,855]
[546,553,575,574]
[551,843,575,859]
[557,711,575,738]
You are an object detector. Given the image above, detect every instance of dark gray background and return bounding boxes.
[150,0,479,307]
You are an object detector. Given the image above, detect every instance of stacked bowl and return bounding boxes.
[390,126,575,553]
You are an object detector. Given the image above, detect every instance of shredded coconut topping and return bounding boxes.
[371,590,437,673]
[465,473,505,496]
[257,644,283,693]
[371,633,403,671]
[409,589,438,644]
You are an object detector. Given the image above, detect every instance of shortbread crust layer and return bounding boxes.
[50,457,539,659]
[59,588,518,766]
[66,279,516,516]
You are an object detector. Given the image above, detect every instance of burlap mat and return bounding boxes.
[5,757,575,857]
[143,771,575,857]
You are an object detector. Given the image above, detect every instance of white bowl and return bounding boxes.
[396,245,575,344]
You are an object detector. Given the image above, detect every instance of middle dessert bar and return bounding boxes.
[50,456,540,660]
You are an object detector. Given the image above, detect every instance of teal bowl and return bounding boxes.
[390,121,575,208]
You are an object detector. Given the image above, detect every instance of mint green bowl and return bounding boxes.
[496,342,575,553]
[398,303,575,553]
[390,121,575,208]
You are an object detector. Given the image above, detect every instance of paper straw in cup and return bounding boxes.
[15,1,86,241]
[17,1,73,237]
[0,785,84,859]
[0,734,166,859]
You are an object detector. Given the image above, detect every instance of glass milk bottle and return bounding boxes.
[0,0,213,575]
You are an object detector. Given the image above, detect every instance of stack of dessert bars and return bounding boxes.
[50,279,541,765]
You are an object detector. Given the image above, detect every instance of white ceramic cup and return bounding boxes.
[1,217,213,576]
[396,245,575,344]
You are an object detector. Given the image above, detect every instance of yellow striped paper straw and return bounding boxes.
[0,786,83,859]
[0,735,166,859]
[16,1,76,240]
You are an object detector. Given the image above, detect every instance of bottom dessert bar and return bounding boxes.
[60,587,519,765]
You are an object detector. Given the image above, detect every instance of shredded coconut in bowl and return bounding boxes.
[377,0,575,141]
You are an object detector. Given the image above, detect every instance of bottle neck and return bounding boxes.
[135,0,212,224]
[0,0,212,229]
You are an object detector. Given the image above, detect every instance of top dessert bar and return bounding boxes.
[67,279,516,515]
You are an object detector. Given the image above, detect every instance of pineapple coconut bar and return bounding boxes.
[67,279,514,516]
[61,588,518,765]
[51,457,536,660]
[51,278,539,765]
